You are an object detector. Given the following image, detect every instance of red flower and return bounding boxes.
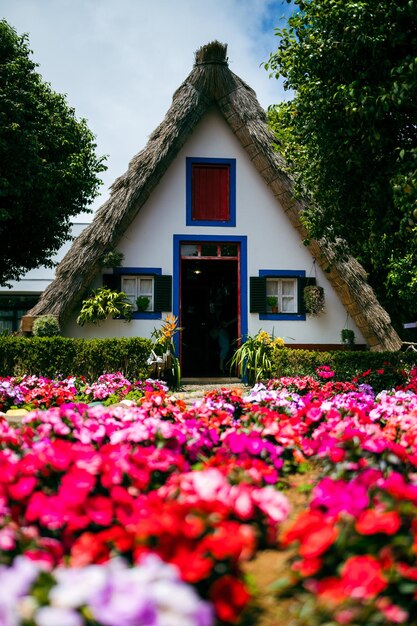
[70,531,110,566]
[281,510,338,558]
[299,524,338,558]
[316,577,348,607]
[292,556,323,577]
[355,509,401,535]
[84,495,114,526]
[397,562,417,581]
[341,555,388,599]
[209,575,251,623]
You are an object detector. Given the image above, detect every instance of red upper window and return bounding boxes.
[192,164,230,221]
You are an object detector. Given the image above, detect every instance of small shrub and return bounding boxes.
[32,315,61,337]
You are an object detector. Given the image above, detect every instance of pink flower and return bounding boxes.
[8,476,37,500]
[251,487,290,523]
[311,477,369,517]
[375,598,409,623]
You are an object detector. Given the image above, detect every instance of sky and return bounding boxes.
[1,0,294,219]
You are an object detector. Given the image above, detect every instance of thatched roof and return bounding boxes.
[26,41,401,351]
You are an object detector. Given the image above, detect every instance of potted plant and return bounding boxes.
[266,296,278,314]
[136,295,150,312]
[303,285,325,316]
[341,328,355,347]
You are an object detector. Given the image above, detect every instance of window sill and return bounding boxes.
[132,312,162,320]
[259,313,306,321]
[187,218,236,227]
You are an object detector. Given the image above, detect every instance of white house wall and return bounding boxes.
[64,109,365,345]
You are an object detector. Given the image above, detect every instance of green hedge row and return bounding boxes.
[0,336,153,382]
[271,348,417,392]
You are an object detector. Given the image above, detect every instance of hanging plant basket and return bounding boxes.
[304,285,325,316]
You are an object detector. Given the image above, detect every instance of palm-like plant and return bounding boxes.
[231,330,284,385]
[77,288,133,326]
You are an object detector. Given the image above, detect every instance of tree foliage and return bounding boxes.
[266,0,417,330]
[0,20,106,284]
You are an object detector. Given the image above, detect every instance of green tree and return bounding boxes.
[0,20,106,284]
[266,0,417,331]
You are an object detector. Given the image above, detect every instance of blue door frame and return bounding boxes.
[172,234,248,362]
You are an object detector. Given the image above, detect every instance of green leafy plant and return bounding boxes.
[32,315,61,337]
[266,296,278,312]
[341,328,355,347]
[231,330,285,385]
[100,250,124,268]
[265,0,417,331]
[136,295,150,312]
[76,288,133,326]
[0,20,106,285]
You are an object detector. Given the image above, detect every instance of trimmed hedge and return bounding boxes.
[271,347,417,392]
[0,336,152,382]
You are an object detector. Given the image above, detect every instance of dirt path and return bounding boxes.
[175,382,315,625]
[244,471,316,626]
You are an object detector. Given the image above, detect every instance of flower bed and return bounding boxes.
[0,365,417,625]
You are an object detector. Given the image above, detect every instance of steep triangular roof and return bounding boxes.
[27,41,401,351]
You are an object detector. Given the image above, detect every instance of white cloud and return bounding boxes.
[1,0,291,216]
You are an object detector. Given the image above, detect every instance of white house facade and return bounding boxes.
[62,110,366,375]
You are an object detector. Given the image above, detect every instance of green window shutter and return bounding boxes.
[250,276,266,313]
[102,273,121,291]
[154,275,172,312]
[297,276,316,314]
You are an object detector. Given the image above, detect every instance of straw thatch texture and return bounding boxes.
[26,41,401,351]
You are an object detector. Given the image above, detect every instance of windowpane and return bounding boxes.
[139,278,153,295]
[220,244,237,257]
[282,280,295,296]
[122,278,136,295]
[181,244,198,256]
[282,297,295,312]
[266,279,278,296]
[0,320,13,332]
[201,244,217,257]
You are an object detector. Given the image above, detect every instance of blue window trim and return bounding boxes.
[259,269,306,321]
[186,157,236,227]
[173,234,247,354]
[114,267,162,320]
